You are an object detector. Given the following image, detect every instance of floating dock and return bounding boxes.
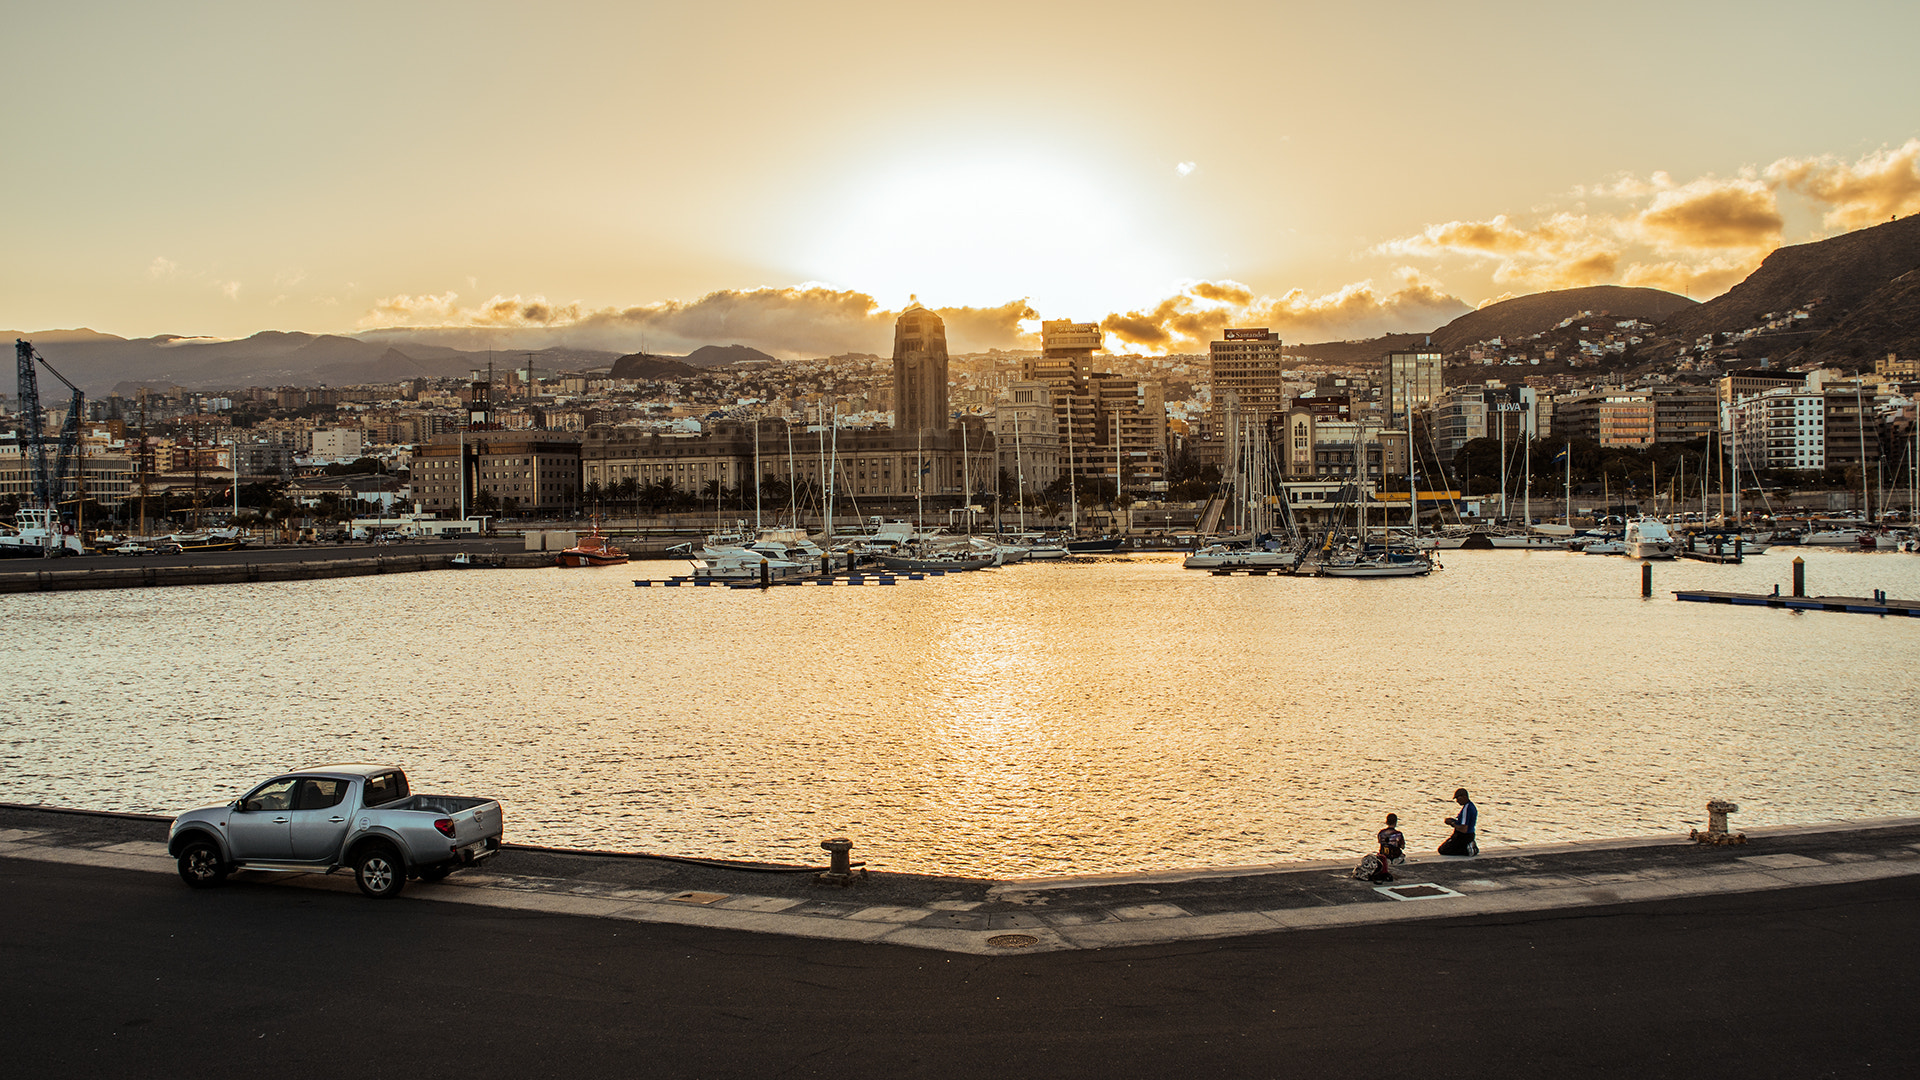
[634,568,969,588]
[1676,550,1742,565]
[1673,589,1919,617]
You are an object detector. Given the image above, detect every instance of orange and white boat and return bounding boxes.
[556,522,628,568]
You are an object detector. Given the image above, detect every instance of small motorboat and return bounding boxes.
[556,522,629,568]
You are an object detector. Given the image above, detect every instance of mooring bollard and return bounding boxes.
[1642,561,1652,598]
[759,557,770,589]
[1690,799,1747,845]
[817,837,863,886]
[1792,556,1805,597]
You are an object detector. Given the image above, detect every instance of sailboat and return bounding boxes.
[1318,416,1432,577]
[1486,429,1573,548]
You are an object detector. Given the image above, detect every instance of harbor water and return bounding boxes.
[3,549,1916,878]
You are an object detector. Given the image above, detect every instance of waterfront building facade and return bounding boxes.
[579,421,998,512]
[1554,391,1652,448]
[995,381,1062,499]
[1822,389,1882,475]
[0,445,135,508]
[1022,320,1100,483]
[1717,370,1802,405]
[1730,387,1825,472]
[1094,375,1167,491]
[1208,327,1288,471]
[1650,387,1717,444]
[1432,384,1537,464]
[1016,320,1165,495]
[1383,347,1443,421]
[412,432,582,516]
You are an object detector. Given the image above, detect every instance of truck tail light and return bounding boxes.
[434,818,456,838]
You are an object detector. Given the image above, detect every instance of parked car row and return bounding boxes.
[112,542,182,556]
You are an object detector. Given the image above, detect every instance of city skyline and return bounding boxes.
[7,1,1920,358]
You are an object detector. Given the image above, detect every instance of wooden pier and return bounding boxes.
[1676,550,1742,565]
[1673,589,1920,617]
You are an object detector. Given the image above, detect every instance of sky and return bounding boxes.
[6,0,1920,358]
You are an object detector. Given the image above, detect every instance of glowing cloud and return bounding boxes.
[1100,273,1468,353]
[358,286,1038,357]
[1767,138,1920,231]
[1633,176,1782,250]
[1175,161,1196,177]
[1385,143,1920,302]
[1377,212,1624,290]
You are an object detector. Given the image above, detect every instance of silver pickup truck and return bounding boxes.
[168,763,503,898]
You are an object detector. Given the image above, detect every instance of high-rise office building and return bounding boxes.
[1208,327,1289,469]
[1383,348,1443,421]
[1209,328,1289,417]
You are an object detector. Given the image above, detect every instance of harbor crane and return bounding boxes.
[14,339,86,554]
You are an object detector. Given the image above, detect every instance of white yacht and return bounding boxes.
[1183,543,1297,570]
[1623,518,1677,559]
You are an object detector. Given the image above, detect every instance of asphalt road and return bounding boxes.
[6,856,1915,1079]
[13,537,525,571]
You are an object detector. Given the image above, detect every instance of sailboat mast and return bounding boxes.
[1564,441,1572,528]
[1857,386,1870,521]
[1014,412,1026,533]
[1407,400,1418,540]
[1066,391,1078,537]
[1735,399,1751,526]
[1498,408,1508,523]
[961,418,970,536]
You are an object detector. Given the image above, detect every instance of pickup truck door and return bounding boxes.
[226,777,298,859]
[288,777,355,861]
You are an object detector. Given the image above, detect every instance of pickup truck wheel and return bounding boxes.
[354,846,406,899]
[177,839,229,888]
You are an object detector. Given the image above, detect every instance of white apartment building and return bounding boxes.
[1730,388,1825,472]
[311,427,365,463]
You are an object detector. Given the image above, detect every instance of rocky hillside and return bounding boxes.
[1648,214,1920,363]
[608,352,700,380]
[1779,266,1920,367]
[683,344,776,368]
[1429,286,1694,353]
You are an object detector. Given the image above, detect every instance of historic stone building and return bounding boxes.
[411,431,582,516]
[892,300,950,437]
[579,420,998,512]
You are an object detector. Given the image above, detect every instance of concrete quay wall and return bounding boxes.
[0,551,556,593]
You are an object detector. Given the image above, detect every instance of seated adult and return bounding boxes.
[1438,788,1478,856]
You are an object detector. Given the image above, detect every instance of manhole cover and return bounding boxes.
[987,934,1038,948]
[1374,882,1463,901]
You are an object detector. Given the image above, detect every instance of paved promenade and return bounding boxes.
[4,804,1918,952]
[4,805,1917,1078]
